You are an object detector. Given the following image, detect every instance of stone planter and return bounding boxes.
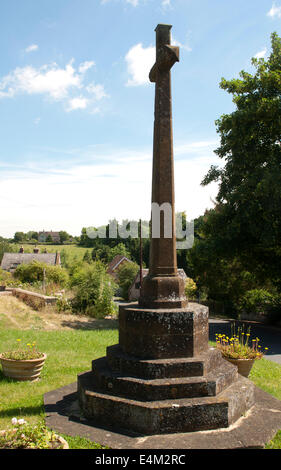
[0,353,47,382]
[0,430,69,449]
[223,357,255,378]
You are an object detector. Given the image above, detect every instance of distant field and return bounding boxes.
[14,244,90,261]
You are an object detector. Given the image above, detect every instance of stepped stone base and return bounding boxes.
[77,303,255,435]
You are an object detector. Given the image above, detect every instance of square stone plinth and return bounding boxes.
[119,302,209,359]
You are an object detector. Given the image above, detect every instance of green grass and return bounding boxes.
[15,243,89,261]
[1,331,281,448]
[250,359,281,449]
[0,328,118,448]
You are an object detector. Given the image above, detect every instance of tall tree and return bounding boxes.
[201,32,281,289]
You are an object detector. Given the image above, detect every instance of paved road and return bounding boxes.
[209,318,281,365]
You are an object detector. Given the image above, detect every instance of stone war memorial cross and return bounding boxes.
[77,24,255,435]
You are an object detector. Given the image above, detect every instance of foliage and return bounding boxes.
[185,277,197,299]
[215,324,268,360]
[71,261,117,318]
[1,339,44,360]
[0,241,17,264]
[238,288,275,316]
[14,261,69,287]
[59,231,70,244]
[56,295,72,313]
[0,418,64,449]
[116,261,139,300]
[83,249,93,264]
[0,268,13,286]
[200,33,281,293]
[13,232,26,243]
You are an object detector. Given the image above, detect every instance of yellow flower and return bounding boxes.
[16,339,21,342]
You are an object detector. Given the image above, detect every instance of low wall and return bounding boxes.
[11,288,57,310]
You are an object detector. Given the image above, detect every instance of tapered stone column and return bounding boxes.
[139,24,187,309]
[77,25,255,436]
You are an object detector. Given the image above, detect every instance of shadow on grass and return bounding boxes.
[60,318,118,331]
[0,405,44,419]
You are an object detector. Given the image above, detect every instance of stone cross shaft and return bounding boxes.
[139,24,187,309]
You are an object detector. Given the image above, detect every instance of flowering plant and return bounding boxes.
[0,339,44,361]
[216,324,268,360]
[0,418,65,449]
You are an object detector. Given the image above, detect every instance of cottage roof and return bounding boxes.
[107,255,133,275]
[1,253,59,272]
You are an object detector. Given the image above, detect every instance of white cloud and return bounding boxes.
[0,139,220,238]
[0,59,107,111]
[0,60,81,100]
[33,117,41,125]
[86,83,108,100]
[125,43,155,86]
[126,0,139,5]
[78,61,95,73]
[171,34,192,52]
[162,0,171,8]
[267,3,281,18]
[67,96,89,111]
[25,44,39,53]
[254,48,267,59]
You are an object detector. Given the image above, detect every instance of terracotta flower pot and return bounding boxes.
[0,353,47,382]
[223,357,255,378]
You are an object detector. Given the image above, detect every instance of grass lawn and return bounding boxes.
[0,327,118,449]
[0,327,281,449]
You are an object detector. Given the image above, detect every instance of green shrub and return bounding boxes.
[116,261,139,300]
[0,268,13,285]
[238,289,274,316]
[185,277,197,299]
[71,261,117,318]
[14,261,68,287]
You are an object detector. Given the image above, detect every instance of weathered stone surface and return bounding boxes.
[91,355,237,401]
[44,381,281,449]
[119,302,209,359]
[138,24,187,310]
[77,372,254,435]
[106,345,222,379]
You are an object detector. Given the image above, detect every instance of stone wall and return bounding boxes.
[10,288,57,310]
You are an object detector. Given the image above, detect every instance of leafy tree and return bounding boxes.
[14,232,26,243]
[71,261,117,318]
[116,261,139,300]
[59,231,70,244]
[46,235,53,243]
[0,241,16,263]
[107,243,131,262]
[201,32,281,291]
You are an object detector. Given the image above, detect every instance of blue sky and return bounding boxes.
[0,0,280,238]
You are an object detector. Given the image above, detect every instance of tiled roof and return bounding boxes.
[107,255,133,274]
[1,253,59,272]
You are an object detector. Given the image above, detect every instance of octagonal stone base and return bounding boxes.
[77,302,255,435]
